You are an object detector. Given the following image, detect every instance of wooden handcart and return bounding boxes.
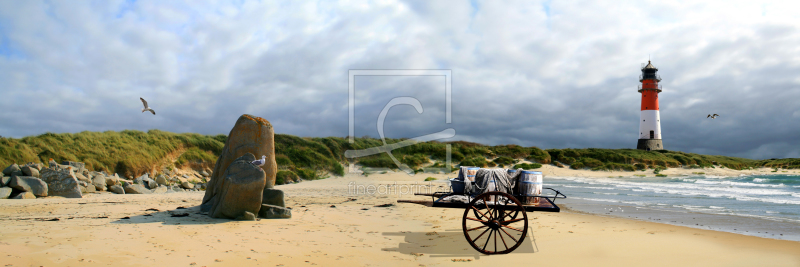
[398,187,566,254]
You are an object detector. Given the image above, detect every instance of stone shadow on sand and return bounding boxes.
[110,205,261,225]
[381,228,538,259]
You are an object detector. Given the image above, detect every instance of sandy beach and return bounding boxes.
[2,166,800,267]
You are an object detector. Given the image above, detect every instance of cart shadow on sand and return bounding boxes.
[381,228,539,259]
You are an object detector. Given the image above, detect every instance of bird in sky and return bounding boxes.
[140,97,156,115]
[707,114,719,119]
[251,155,267,167]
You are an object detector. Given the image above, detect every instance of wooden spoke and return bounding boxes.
[499,227,518,243]
[471,206,490,221]
[482,229,493,251]
[500,224,524,232]
[471,227,491,243]
[498,227,509,250]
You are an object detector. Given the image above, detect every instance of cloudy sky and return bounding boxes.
[1,0,799,160]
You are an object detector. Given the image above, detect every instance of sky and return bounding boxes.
[1,0,799,160]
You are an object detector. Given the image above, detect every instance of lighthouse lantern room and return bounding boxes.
[637,61,664,151]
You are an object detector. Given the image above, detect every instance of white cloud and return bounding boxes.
[0,0,799,159]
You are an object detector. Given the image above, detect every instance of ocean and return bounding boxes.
[545,173,800,241]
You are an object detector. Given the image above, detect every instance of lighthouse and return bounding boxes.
[637,61,664,151]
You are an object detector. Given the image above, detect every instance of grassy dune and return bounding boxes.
[2,130,798,185]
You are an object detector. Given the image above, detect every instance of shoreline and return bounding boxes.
[2,172,799,266]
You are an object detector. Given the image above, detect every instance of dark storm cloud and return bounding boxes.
[0,0,798,159]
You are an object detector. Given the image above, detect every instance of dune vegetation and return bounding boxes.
[2,130,798,185]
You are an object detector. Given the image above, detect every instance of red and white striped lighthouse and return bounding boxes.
[637,61,664,151]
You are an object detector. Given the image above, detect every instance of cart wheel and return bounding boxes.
[462,192,528,254]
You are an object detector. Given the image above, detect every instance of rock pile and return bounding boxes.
[1,160,211,199]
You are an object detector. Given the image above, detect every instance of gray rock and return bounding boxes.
[258,204,291,219]
[201,170,210,177]
[181,181,194,189]
[85,183,96,193]
[78,181,89,188]
[92,175,107,191]
[170,185,184,192]
[3,163,21,176]
[80,185,87,194]
[9,176,48,197]
[134,173,149,184]
[61,161,85,170]
[153,186,168,194]
[262,188,285,207]
[75,172,91,183]
[155,175,168,185]
[0,187,12,199]
[21,166,40,178]
[1,175,9,187]
[12,191,36,199]
[109,185,125,194]
[146,179,158,189]
[105,176,118,186]
[236,211,257,221]
[39,167,82,198]
[123,183,151,194]
[207,153,266,219]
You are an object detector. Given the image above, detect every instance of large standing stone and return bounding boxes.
[0,187,12,199]
[207,153,267,219]
[21,166,40,178]
[123,183,151,194]
[202,114,277,212]
[39,167,82,198]
[2,163,20,176]
[262,188,285,207]
[9,176,48,197]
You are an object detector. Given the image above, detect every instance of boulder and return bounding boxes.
[155,175,168,185]
[109,185,125,194]
[262,188,285,207]
[181,181,194,189]
[0,187,12,199]
[12,191,36,199]
[21,166,40,178]
[105,176,118,187]
[206,153,267,219]
[153,186,168,194]
[1,175,9,187]
[201,170,210,177]
[75,172,91,183]
[123,183,151,194]
[92,175,107,191]
[61,161,85,171]
[134,173,149,185]
[202,114,277,212]
[258,204,291,219]
[2,163,20,176]
[39,167,82,198]
[9,176,48,197]
[85,183,96,193]
[146,179,158,189]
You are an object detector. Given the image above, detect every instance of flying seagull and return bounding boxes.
[251,155,266,167]
[140,97,156,115]
[707,114,719,119]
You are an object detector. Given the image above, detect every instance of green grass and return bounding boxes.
[424,177,436,181]
[512,163,542,170]
[2,131,797,182]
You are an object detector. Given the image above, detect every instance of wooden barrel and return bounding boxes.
[519,171,543,205]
